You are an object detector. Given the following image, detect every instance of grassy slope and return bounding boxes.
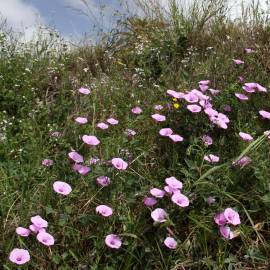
[1,2,270,269]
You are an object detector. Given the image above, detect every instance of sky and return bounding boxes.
[0,0,268,41]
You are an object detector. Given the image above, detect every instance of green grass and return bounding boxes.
[1,0,270,269]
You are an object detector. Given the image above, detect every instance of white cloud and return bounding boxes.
[0,0,44,40]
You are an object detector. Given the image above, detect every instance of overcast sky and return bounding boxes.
[0,0,268,41]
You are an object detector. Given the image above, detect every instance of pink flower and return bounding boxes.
[53,181,72,196]
[223,104,232,112]
[219,226,234,239]
[202,135,213,146]
[107,118,119,125]
[245,48,255,54]
[96,176,111,186]
[29,224,45,234]
[111,158,128,170]
[256,83,267,92]
[239,132,253,141]
[259,110,270,119]
[79,87,91,95]
[164,237,177,249]
[199,84,209,92]
[144,197,157,206]
[235,93,249,101]
[167,90,184,99]
[164,185,178,195]
[224,208,241,225]
[199,80,210,85]
[37,231,55,246]
[154,104,164,110]
[151,208,168,223]
[214,212,227,226]
[152,114,166,122]
[169,134,184,142]
[88,157,99,165]
[204,154,219,163]
[75,117,88,124]
[105,234,122,249]
[9,248,30,265]
[125,129,136,136]
[72,164,91,175]
[31,215,48,229]
[131,106,142,114]
[165,176,183,190]
[82,135,100,146]
[150,188,165,198]
[97,122,109,129]
[96,205,113,217]
[68,151,83,163]
[42,159,54,167]
[184,93,199,103]
[233,59,244,65]
[204,107,218,117]
[171,193,189,207]
[187,104,201,113]
[243,83,256,93]
[159,128,173,137]
[16,227,31,237]
[233,156,251,167]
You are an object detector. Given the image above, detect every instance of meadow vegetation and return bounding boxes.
[1,0,270,269]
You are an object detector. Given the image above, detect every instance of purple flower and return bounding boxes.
[144,197,157,206]
[151,208,168,223]
[37,231,55,246]
[96,176,111,186]
[105,234,122,249]
[16,227,31,237]
[171,192,189,207]
[9,248,30,265]
[164,237,177,249]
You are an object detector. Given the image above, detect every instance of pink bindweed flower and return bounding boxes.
[167,90,184,99]
[31,215,48,229]
[16,227,31,237]
[233,156,252,167]
[105,234,122,249]
[199,84,209,92]
[171,192,189,207]
[125,128,137,137]
[214,212,227,226]
[256,83,267,92]
[204,107,218,117]
[224,208,241,225]
[164,237,177,249]
[219,226,234,239]
[72,164,91,175]
[235,93,249,101]
[204,154,219,163]
[96,205,113,217]
[239,132,253,141]
[202,135,213,146]
[82,135,100,146]
[159,128,173,137]
[131,106,143,114]
[37,231,55,246]
[79,87,91,95]
[75,117,88,124]
[111,158,128,170]
[259,110,270,119]
[152,113,166,122]
[107,118,119,125]
[199,80,210,85]
[184,93,199,103]
[169,134,184,142]
[165,177,183,190]
[96,176,111,186]
[9,248,30,265]
[150,188,165,198]
[154,104,164,110]
[97,122,109,129]
[42,159,54,167]
[187,104,201,113]
[53,181,72,196]
[88,157,99,165]
[29,224,45,234]
[144,197,157,207]
[243,83,256,93]
[151,208,168,223]
[164,185,179,195]
[245,48,255,54]
[68,151,83,163]
[233,59,244,65]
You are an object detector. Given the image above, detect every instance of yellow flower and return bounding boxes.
[173,103,180,109]
[172,98,177,102]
